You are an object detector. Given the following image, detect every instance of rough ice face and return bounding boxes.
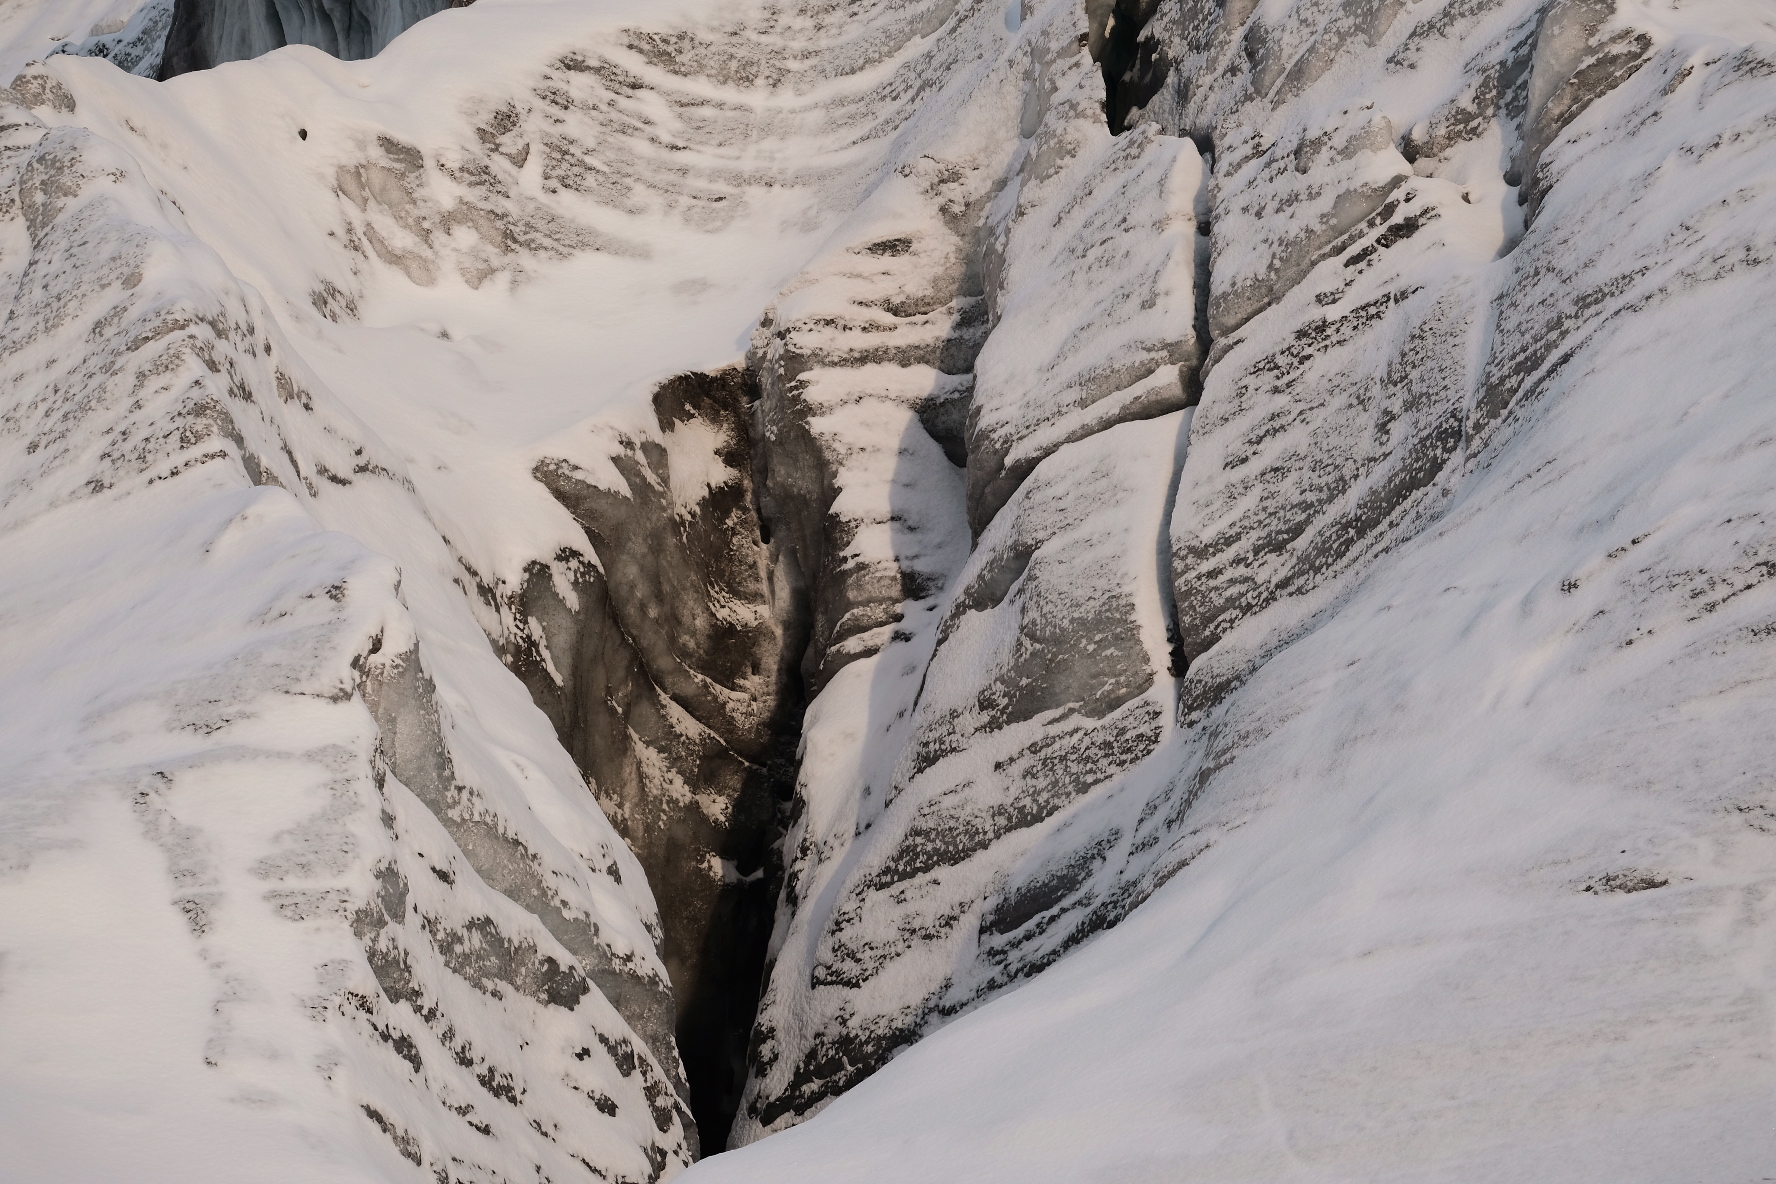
[157,0,457,76]
[691,1,1776,1178]
[1171,178,1488,711]
[749,157,989,698]
[1150,0,1661,711]
[967,25,1202,534]
[0,72,695,1180]
[47,0,175,76]
[1203,107,1412,338]
[730,5,1205,1140]
[736,0,1776,1159]
[518,367,801,1151]
[1513,0,1652,216]
[737,409,1188,1139]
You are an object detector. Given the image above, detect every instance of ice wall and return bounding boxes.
[157,0,456,76]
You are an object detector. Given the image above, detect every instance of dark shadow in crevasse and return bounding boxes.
[729,212,993,1137]
[516,368,810,1157]
[1086,0,1172,134]
[672,675,803,1156]
[157,0,464,78]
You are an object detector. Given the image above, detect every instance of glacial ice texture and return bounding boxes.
[1,0,1774,1178]
[157,0,458,77]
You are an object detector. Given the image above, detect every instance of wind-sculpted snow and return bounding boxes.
[3,0,1776,1176]
[732,5,1208,1127]
[703,0,1776,1175]
[0,63,701,1183]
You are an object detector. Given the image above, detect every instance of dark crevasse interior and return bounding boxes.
[1086,0,1172,134]
[510,368,812,1156]
[139,0,1178,1151]
[157,0,464,76]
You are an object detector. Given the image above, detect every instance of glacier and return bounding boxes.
[1,0,1774,1179]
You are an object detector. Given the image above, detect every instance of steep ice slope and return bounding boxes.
[157,0,455,77]
[0,0,1108,1172]
[688,125,1776,1171]
[708,0,1776,1171]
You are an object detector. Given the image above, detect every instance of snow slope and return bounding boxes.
[723,0,1776,1165]
[0,63,701,1181]
[0,0,1090,1173]
[699,37,1776,1161]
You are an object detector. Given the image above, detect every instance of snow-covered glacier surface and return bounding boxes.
[2,0,1775,1179]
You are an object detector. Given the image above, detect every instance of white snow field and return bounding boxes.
[1,0,1774,1179]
